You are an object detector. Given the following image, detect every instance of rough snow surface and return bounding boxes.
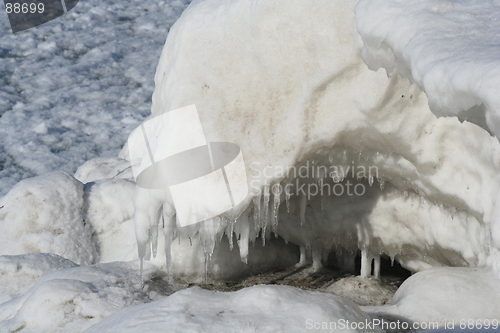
[86,285,381,333]
[0,0,191,197]
[355,0,500,135]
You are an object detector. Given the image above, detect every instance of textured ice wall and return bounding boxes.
[131,0,500,276]
[355,0,500,267]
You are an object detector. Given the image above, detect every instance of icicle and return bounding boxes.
[253,196,261,230]
[261,184,270,244]
[237,214,250,264]
[140,257,144,288]
[228,221,234,251]
[368,176,374,187]
[299,194,307,226]
[263,184,270,225]
[374,255,381,279]
[404,190,408,198]
[285,188,291,213]
[360,248,372,278]
[312,249,323,271]
[199,218,218,272]
[163,214,176,283]
[150,206,162,259]
[296,246,307,267]
[271,186,280,231]
[379,179,385,190]
[343,150,347,162]
[204,253,211,283]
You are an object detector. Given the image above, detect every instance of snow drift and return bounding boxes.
[86,285,381,333]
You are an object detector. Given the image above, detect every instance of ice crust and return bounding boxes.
[131,0,500,278]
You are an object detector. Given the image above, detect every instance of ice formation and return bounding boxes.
[130,0,500,281]
[1,0,500,330]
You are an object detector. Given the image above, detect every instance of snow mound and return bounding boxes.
[0,253,78,304]
[366,267,500,326]
[86,285,381,333]
[0,172,95,265]
[355,0,500,136]
[130,0,500,279]
[0,257,165,333]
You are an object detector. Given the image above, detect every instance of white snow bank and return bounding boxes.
[355,0,500,136]
[0,172,95,265]
[131,0,500,277]
[0,256,166,333]
[86,285,381,333]
[365,267,500,326]
[0,253,77,304]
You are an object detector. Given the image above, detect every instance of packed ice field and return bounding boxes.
[1,0,500,332]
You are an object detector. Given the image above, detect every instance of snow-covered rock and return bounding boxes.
[365,267,500,327]
[0,172,95,265]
